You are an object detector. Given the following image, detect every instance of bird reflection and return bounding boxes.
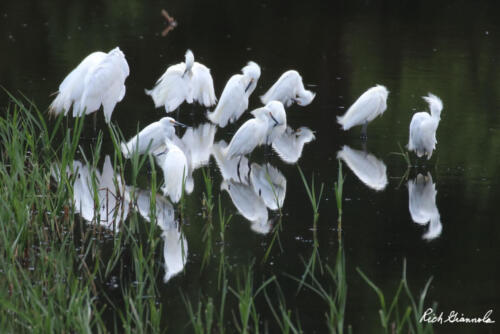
[212,140,251,185]
[337,145,388,191]
[155,122,216,196]
[52,156,130,229]
[250,163,286,210]
[407,173,442,241]
[215,141,286,234]
[272,126,315,164]
[134,189,187,282]
[221,179,270,234]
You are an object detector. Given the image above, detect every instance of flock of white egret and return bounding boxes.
[48,47,444,249]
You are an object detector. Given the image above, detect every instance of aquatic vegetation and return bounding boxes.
[357,260,434,334]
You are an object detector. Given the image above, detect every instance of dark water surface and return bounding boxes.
[1,1,500,332]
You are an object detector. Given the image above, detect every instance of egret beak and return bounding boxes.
[169,119,188,127]
[245,79,254,93]
[156,151,167,157]
[268,111,279,127]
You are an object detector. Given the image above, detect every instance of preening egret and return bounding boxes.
[260,70,315,107]
[407,93,443,160]
[272,126,315,164]
[206,61,261,127]
[224,100,287,159]
[337,145,388,191]
[49,47,129,124]
[146,50,217,113]
[152,122,216,194]
[337,85,389,138]
[408,173,442,241]
[158,139,189,203]
[120,117,187,159]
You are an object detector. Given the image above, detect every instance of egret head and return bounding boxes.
[184,49,194,75]
[423,93,443,119]
[160,117,187,138]
[267,101,287,128]
[375,84,389,100]
[241,62,260,93]
[242,61,261,80]
[295,89,316,106]
[296,127,316,143]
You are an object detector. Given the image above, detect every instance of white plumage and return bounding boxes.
[49,47,129,123]
[159,139,188,203]
[260,70,315,107]
[337,85,389,136]
[336,145,388,191]
[272,126,315,164]
[408,173,442,241]
[52,157,130,228]
[155,122,216,194]
[161,221,188,282]
[250,163,286,210]
[407,93,443,159]
[207,61,261,127]
[221,179,270,233]
[212,140,251,185]
[224,101,287,159]
[146,50,216,113]
[135,189,175,227]
[120,117,182,159]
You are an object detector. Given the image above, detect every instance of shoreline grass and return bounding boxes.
[0,96,436,333]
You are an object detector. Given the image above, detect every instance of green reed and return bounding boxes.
[357,259,434,334]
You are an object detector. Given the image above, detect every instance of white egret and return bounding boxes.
[408,173,442,241]
[272,126,315,164]
[154,122,216,194]
[146,50,217,113]
[49,47,129,124]
[206,61,261,127]
[158,139,188,203]
[337,85,389,138]
[407,93,443,159]
[120,117,187,159]
[337,145,388,191]
[250,163,286,210]
[224,100,287,159]
[260,70,315,107]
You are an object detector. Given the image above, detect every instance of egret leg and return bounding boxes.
[247,157,252,180]
[361,140,367,153]
[237,155,243,181]
[360,122,368,140]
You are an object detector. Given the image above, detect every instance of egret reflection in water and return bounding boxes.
[407,173,442,241]
[336,145,388,191]
[134,189,187,282]
[52,156,130,228]
[212,140,251,184]
[272,126,315,164]
[218,159,287,234]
